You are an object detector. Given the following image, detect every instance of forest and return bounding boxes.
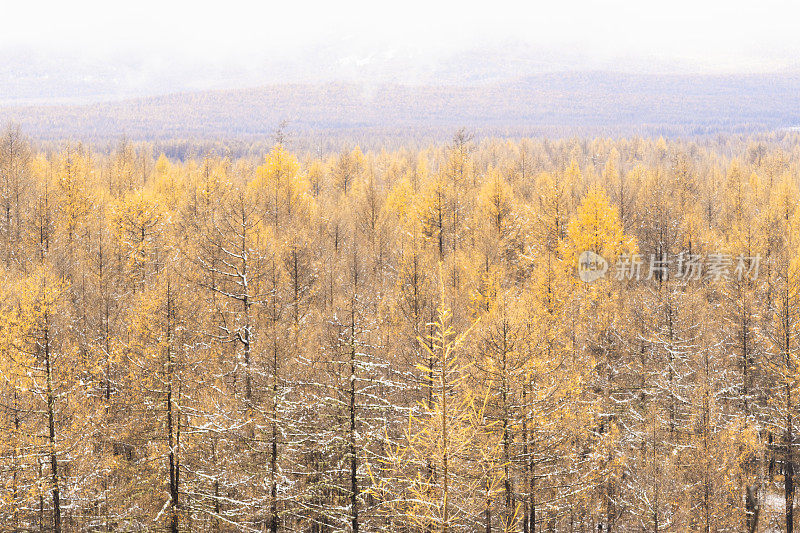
[4,73,800,143]
[2,123,800,532]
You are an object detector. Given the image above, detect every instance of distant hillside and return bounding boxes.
[3,72,800,142]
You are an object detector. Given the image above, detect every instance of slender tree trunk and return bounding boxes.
[269,262,280,533]
[441,344,449,533]
[166,282,179,533]
[786,391,794,533]
[242,270,252,402]
[270,341,279,533]
[348,300,360,533]
[485,487,492,533]
[501,321,513,529]
[703,351,711,533]
[212,442,221,532]
[11,385,20,532]
[785,282,794,533]
[530,469,535,533]
[38,458,44,533]
[43,314,61,533]
[349,356,359,533]
[522,381,529,533]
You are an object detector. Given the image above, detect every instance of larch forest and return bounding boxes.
[4,123,800,533]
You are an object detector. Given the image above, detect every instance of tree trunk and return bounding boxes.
[44,315,61,533]
[349,303,359,533]
[166,282,179,533]
[786,396,794,533]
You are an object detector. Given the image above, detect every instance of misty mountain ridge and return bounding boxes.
[2,71,800,143]
[3,41,789,106]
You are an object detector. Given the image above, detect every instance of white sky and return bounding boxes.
[2,0,800,74]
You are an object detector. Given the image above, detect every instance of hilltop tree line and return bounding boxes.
[2,124,800,532]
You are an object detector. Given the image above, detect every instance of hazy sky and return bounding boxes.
[2,0,800,101]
